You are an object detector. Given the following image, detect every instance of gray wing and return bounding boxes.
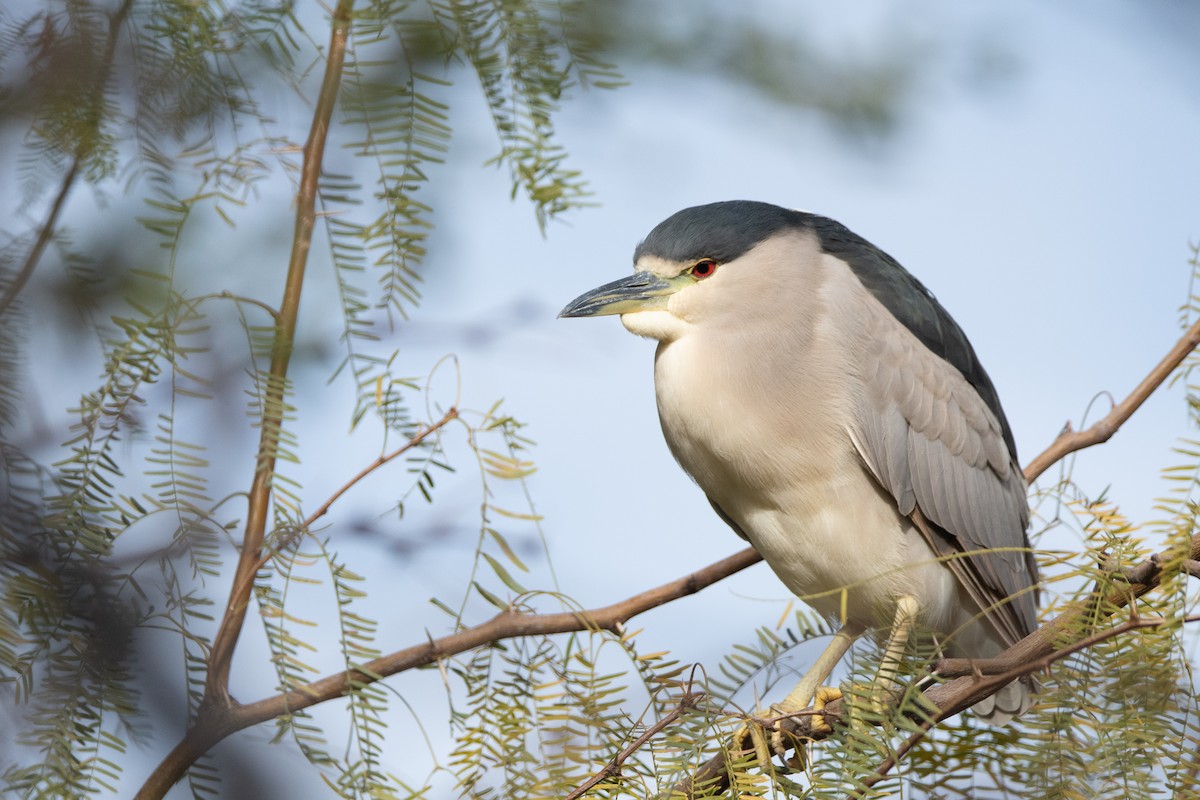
[848,295,1038,648]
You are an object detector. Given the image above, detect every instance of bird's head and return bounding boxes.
[559,201,817,342]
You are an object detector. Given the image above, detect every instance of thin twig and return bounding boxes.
[1023,315,1200,483]
[255,406,460,570]
[303,408,458,531]
[565,691,705,800]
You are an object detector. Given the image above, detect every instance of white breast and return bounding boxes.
[649,262,957,632]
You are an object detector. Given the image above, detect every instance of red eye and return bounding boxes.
[690,259,717,280]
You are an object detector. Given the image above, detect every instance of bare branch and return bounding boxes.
[1023,315,1200,483]
[299,409,459,531]
[231,547,759,721]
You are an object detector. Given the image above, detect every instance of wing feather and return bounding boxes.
[851,294,1038,648]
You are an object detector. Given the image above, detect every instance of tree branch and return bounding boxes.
[135,545,757,797]
[137,3,356,798]
[203,0,355,707]
[1023,315,1200,483]
[224,547,758,724]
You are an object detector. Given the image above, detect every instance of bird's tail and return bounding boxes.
[971,675,1036,726]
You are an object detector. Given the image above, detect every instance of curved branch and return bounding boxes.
[1023,315,1200,483]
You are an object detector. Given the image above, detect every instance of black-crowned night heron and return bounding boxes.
[560,201,1039,733]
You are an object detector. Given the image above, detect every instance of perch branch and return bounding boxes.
[670,532,1200,799]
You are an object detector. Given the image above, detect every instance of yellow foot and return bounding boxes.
[732,712,784,772]
[733,685,845,773]
[809,685,843,736]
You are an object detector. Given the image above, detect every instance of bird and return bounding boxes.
[559,200,1039,730]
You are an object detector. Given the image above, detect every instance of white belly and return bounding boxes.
[653,332,957,633]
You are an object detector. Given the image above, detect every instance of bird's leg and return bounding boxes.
[735,622,865,769]
[775,621,865,717]
[868,594,921,714]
